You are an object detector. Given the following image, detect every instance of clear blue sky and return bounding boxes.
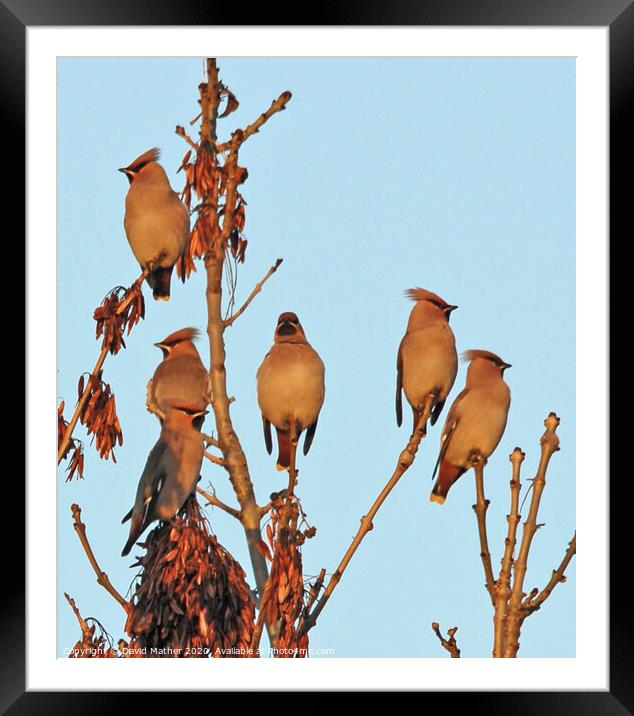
[57,57,575,658]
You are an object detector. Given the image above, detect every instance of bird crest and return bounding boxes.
[158,327,200,346]
[462,349,507,366]
[405,287,450,309]
[125,147,161,172]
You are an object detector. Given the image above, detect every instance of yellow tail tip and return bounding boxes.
[429,493,445,505]
[275,463,288,472]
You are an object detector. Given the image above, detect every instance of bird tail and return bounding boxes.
[121,513,143,557]
[121,534,138,557]
[275,428,291,471]
[430,460,466,504]
[148,267,173,301]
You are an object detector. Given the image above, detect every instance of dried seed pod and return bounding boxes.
[126,498,255,657]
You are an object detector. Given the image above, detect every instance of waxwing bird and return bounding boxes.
[149,327,209,418]
[257,312,325,471]
[119,148,189,301]
[396,288,458,432]
[430,349,512,504]
[121,404,207,557]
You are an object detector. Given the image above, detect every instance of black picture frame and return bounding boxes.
[9,0,624,711]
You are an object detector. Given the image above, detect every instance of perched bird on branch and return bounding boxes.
[430,349,511,504]
[119,148,189,301]
[257,312,325,471]
[149,327,209,419]
[396,287,458,433]
[121,404,207,557]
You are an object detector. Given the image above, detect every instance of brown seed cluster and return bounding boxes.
[125,498,256,658]
[176,87,249,281]
[257,500,312,657]
[93,282,145,355]
[78,372,123,461]
[58,401,85,480]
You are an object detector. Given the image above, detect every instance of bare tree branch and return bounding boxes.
[203,450,225,467]
[57,347,108,464]
[524,533,576,614]
[431,622,461,658]
[296,568,326,637]
[503,413,561,658]
[175,124,199,152]
[492,447,525,657]
[300,397,434,636]
[472,458,495,606]
[216,91,293,153]
[58,269,148,465]
[70,504,129,612]
[64,592,92,640]
[196,485,241,520]
[224,258,284,328]
[190,58,292,648]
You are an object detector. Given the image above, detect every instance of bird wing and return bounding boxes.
[262,416,273,455]
[121,440,171,556]
[431,387,469,480]
[396,338,404,427]
[430,398,446,426]
[303,416,319,456]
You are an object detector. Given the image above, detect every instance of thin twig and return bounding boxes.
[259,498,276,517]
[57,347,108,464]
[525,533,576,614]
[216,91,293,153]
[70,504,129,612]
[503,413,561,658]
[175,125,199,152]
[64,592,92,640]
[203,433,219,448]
[300,397,433,636]
[472,457,496,606]
[203,450,225,467]
[196,485,241,520]
[431,622,461,658]
[296,568,326,637]
[224,258,284,328]
[492,447,525,657]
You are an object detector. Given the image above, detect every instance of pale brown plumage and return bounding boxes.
[430,349,512,504]
[149,327,209,419]
[119,148,190,301]
[121,404,207,557]
[396,287,458,432]
[256,312,325,471]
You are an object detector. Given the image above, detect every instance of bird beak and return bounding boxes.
[502,362,512,371]
[446,305,458,313]
[118,167,131,174]
[154,342,166,349]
